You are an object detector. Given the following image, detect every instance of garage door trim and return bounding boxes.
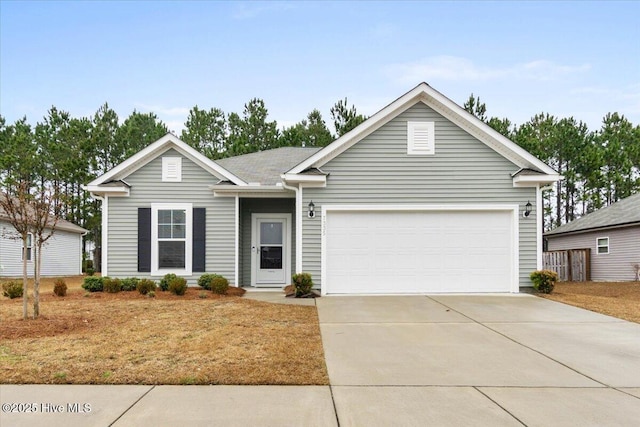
[321,204,520,295]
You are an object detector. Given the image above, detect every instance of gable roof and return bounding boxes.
[545,192,640,237]
[86,133,246,190]
[0,195,87,235]
[288,82,560,182]
[217,147,320,185]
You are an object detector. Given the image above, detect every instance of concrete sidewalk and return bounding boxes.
[2,294,640,426]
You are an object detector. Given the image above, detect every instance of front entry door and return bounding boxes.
[252,214,290,286]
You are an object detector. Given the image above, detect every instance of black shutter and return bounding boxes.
[138,208,151,272]
[192,208,206,272]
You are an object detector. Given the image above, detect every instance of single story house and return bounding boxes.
[0,213,87,278]
[86,83,560,294]
[545,192,640,281]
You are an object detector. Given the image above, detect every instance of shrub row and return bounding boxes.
[80,273,231,296]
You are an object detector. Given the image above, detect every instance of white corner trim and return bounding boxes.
[234,195,239,287]
[101,195,108,277]
[536,184,543,270]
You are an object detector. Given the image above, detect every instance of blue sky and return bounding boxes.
[1,1,639,134]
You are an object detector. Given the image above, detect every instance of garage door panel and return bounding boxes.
[325,210,514,294]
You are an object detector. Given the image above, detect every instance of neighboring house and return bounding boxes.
[545,192,640,281]
[0,213,87,278]
[85,83,559,294]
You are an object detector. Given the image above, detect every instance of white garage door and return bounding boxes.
[324,210,515,294]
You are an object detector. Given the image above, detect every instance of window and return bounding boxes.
[151,203,192,275]
[162,157,182,182]
[407,121,435,155]
[596,237,609,254]
[22,233,33,261]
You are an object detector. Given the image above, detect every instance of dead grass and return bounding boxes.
[540,281,640,323]
[0,276,328,385]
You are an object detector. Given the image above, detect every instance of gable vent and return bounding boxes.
[407,121,435,155]
[162,157,182,182]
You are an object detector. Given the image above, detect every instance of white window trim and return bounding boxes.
[596,237,609,255]
[151,203,192,276]
[162,157,182,182]
[22,232,33,262]
[407,121,435,155]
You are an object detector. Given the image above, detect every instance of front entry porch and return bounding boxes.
[239,198,296,288]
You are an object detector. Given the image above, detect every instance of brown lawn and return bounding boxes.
[540,281,640,323]
[0,276,328,385]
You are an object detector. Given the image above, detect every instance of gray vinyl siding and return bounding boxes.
[546,226,640,281]
[302,102,537,288]
[106,149,236,285]
[239,198,295,286]
[0,220,83,277]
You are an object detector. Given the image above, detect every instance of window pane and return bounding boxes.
[172,224,186,238]
[260,246,282,269]
[158,225,172,238]
[597,238,608,246]
[158,241,185,268]
[260,222,283,245]
[172,209,186,224]
[158,210,172,224]
[26,234,32,247]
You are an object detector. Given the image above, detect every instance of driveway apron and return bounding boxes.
[317,294,640,426]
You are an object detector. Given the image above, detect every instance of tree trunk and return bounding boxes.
[33,244,40,318]
[22,238,28,320]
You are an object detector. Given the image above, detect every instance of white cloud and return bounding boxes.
[386,56,591,84]
[134,103,190,117]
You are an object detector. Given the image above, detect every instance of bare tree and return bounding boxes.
[0,182,61,318]
[0,183,35,319]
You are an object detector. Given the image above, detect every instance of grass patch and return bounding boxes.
[0,276,328,385]
[540,281,640,323]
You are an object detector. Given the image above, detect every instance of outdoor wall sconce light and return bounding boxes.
[308,200,316,218]
[523,201,532,218]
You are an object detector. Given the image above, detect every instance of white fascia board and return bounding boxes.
[212,185,295,198]
[513,174,562,187]
[281,173,327,185]
[83,184,130,197]
[288,82,557,177]
[87,133,247,187]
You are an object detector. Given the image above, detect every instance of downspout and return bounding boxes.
[281,178,302,273]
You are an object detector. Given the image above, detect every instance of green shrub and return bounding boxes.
[136,279,156,295]
[168,277,188,295]
[211,276,229,295]
[530,269,558,294]
[86,268,95,276]
[2,281,23,299]
[53,278,67,297]
[292,272,313,297]
[121,277,139,292]
[82,276,103,292]
[82,259,94,272]
[103,277,122,293]
[198,273,223,290]
[147,290,156,298]
[159,273,178,291]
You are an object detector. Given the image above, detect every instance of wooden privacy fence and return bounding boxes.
[543,249,591,281]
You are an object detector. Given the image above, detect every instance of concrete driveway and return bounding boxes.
[317,294,640,426]
[2,294,639,426]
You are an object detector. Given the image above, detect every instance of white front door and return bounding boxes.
[252,214,291,287]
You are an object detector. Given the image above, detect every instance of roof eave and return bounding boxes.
[545,221,640,237]
[513,174,563,187]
